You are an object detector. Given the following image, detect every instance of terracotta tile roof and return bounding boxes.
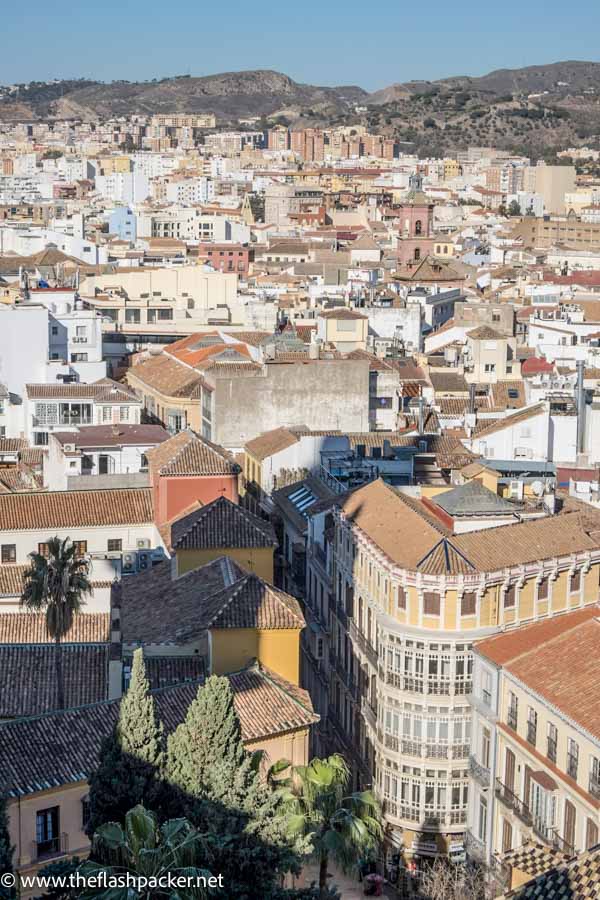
[0,661,317,797]
[347,432,419,449]
[416,538,475,575]
[0,612,110,643]
[0,467,43,493]
[0,438,27,453]
[119,556,304,643]
[467,325,506,340]
[168,337,254,370]
[245,426,300,461]
[143,656,206,690]
[0,488,153,530]
[127,354,208,399]
[171,496,276,550]
[51,424,169,449]
[487,613,600,741]
[223,331,271,347]
[340,479,448,569]
[475,606,599,667]
[452,511,599,571]
[207,573,305,630]
[146,429,239,477]
[26,378,138,403]
[427,432,476,469]
[18,447,45,468]
[203,360,263,376]
[0,643,109,717]
[473,403,546,439]
[501,842,570,880]
[521,357,555,376]
[490,380,526,411]
[502,844,600,899]
[429,371,469,394]
[0,565,27,596]
[318,308,368,320]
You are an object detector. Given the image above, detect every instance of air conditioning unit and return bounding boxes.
[122,553,136,574]
[64,443,75,452]
[136,538,151,550]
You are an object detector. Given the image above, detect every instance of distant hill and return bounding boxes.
[2,61,600,158]
[368,60,600,104]
[0,71,367,123]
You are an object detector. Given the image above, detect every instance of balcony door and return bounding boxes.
[504,747,516,793]
[564,799,576,852]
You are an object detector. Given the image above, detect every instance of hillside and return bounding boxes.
[0,71,367,123]
[2,61,600,158]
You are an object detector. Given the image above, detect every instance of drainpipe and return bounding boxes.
[576,360,585,455]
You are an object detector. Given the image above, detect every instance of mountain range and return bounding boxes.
[2,60,600,157]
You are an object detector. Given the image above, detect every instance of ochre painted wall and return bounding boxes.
[211,628,301,684]
[177,546,273,580]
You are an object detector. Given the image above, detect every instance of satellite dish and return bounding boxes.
[531,480,544,497]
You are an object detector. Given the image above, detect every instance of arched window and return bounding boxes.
[414,248,421,262]
[415,219,423,235]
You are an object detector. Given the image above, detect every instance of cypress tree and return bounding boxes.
[87,649,163,836]
[166,675,304,900]
[0,793,14,900]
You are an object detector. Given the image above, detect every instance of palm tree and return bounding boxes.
[287,754,382,899]
[21,536,92,710]
[79,805,212,899]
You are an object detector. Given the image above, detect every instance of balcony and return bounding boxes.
[348,619,378,668]
[532,819,573,856]
[425,743,449,760]
[384,733,399,752]
[495,779,532,826]
[401,738,423,757]
[32,833,68,862]
[452,742,470,760]
[469,754,491,788]
[362,697,377,732]
[589,775,600,799]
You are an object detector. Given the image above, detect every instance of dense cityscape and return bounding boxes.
[0,53,599,900]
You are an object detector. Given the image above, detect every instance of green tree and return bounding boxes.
[166,675,304,899]
[87,649,163,836]
[0,794,14,900]
[21,536,92,710]
[507,199,522,216]
[80,805,212,899]
[286,755,382,900]
[35,857,82,899]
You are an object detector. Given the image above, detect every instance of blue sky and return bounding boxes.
[2,0,600,91]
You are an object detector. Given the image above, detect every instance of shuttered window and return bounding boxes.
[423,592,440,616]
[461,591,476,616]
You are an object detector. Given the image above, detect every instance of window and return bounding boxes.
[71,353,88,362]
[482,668,492,706]
[73,541,87,557]
[587,818,599,850]
[570,570,581,594]
[36,806,60,858]
[504,584,516,609]
[502,818,513,854]
[397,586,406,610]
[478,795,487,842]
[76,326,87,337]
[119,406,129,422]
[567,738,579,780]
[538,577,549,601]
[547,722,558,763]
[415,220,423,236]
[527,707,537,747]
[1,544,15,563]
[423,592,440,616]
[38,543,50,558]
[484,363,496,373]
[414,248,421,261]
[102,406,112,423]
[481,727,491,768]
[461,591,476,617]
[507,691,518,730]
[51,326,58,336]
[107,539,122,552]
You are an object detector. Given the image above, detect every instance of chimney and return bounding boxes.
[468,383,476,415]
[576,359,586,455]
